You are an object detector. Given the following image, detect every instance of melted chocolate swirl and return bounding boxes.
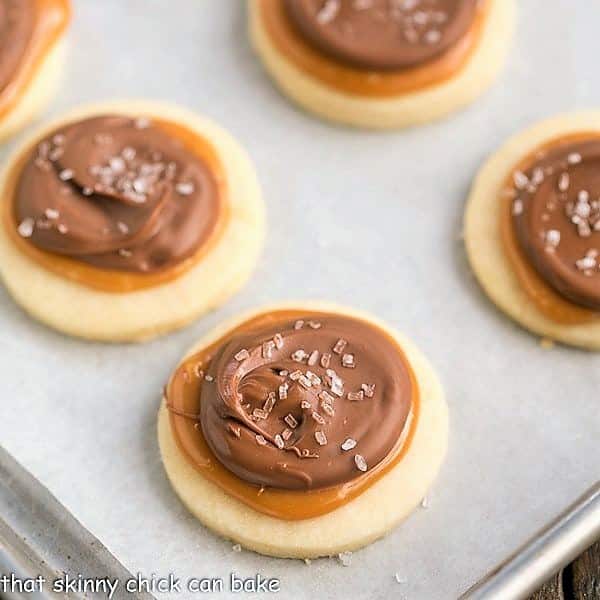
[285,0,479,70]
[201,313,413,491]
[511,138,600,310]
[15,115,220,273]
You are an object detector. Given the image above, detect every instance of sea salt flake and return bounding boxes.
[284,414,299,428]
[545,229,561,248]
[176,182,195,196]
[235,348,250,361]
[17,218,35,238]
[333,339,347,354]
[342,353,355,368]
[513,171,529,190]
[354,454,368,472]
[315,431,327,446]
[341,438,357,451]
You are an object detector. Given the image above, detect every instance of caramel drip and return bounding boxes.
[0,0,71,119]
[3,118,229,293]
[500,132,600,324]
[257,0,488,98]
[166,310,420,521]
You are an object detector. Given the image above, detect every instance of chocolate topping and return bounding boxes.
[200,313,413,491]
[0,0,35,93]
[511,138,600,310]
[15,116,221,273]
[284,0,479,70]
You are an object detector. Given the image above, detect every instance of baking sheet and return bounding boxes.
[1,1,599,598]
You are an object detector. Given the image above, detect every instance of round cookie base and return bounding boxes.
[0,101,265,342]
[249,0,515,129]
[464,111,600,350]
[0,38,66,142]
[158,302,448,559]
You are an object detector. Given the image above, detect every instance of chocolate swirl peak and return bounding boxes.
[15,115,221,273]
[201,313,413,491]
[284,0,479,70]
[0,0,35,93]
[511,138,600,310]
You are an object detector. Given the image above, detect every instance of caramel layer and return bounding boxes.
[257,0,488,98]
[0,0,71,119]
[3,118,229,293]
[166,310,420,521]
[501,133,599,325]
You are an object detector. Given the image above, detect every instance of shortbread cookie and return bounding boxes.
[465,112,600,349]
[159,302,448,558]
[250,0,515,128]
[0,0,70,141]
[0,101,265,341]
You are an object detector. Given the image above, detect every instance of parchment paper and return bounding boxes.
[1,1,599,598]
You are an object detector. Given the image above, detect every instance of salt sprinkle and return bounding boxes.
[567,152,582,165]
[294,320,304,330]
[315,431,327,446]
[361,383,375,398]
[545,229,561,249]
[274,434,285,449]
[284,414,299,429]
[311,411,325,425]
[235,348,250,361]
[291,349,309,362]
[354,454,368,472]
[17,218,34,238]
[176,182,195,196]
[341,438,357,452]
[333,339,348,354]
[232,544,242,553]
[513,171,529,190]
[134,117,151,129]
[347,390,364,402]
[256,434,267,446]
[342,353,356,368]
[558,172,570,192]
[45,208,59,220]
[317,0,340,24]
[262,340,275,359]
[117,221,129,234]
[59,168,74,181]
[512,199,524,216]
[279,383,289,400]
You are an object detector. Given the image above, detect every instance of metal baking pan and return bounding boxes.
[1,1,599,599]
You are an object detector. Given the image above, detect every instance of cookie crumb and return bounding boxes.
[338,552,352,567]
[540,338,555,350]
